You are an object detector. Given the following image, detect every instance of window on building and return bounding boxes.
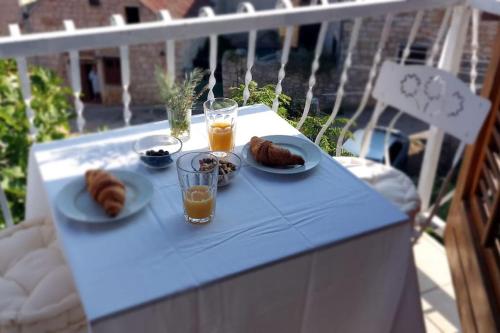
[88,0,101,6]
[103,58,122,85]
[125,7,140,24]
[482,12,500,21]
[397,44,428,65]
[298,24,320,50]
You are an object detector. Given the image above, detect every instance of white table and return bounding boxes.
[27,105,424,333]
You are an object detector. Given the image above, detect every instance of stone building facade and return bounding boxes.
[222,48,336,116]
[222,10,498,113]
[15,0,209,105]
[0,0,21,36]
[2,2,498,109]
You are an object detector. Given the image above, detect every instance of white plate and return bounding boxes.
[241,135,322,174]
[56,170,153,223]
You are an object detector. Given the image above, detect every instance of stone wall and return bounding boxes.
[339,10,498,107]
[223,10,498,115]
[20,0,200,106]
[222,49,337,115]
[5,2,498,108]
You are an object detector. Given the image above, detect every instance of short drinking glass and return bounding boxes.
[176,152,219,224]
[204,98,238,153]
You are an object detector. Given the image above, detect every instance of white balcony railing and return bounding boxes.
[0,0,498,228]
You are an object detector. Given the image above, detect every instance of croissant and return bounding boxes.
[250,136,305,167]
[85,169,126,217]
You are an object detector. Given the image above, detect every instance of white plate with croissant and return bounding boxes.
[56,169,153,223]
[242,135,322,174]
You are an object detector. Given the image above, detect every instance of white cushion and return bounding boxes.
[335,156,420,214]
[0,218,86,333]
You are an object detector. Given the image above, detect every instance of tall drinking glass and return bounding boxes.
[204,98,238,153]
[176,152,219,224]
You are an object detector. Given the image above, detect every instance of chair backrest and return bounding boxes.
[372,60,491,144]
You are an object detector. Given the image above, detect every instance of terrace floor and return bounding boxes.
[414,233,461,332]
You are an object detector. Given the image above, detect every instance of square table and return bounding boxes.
[26,105,424,332]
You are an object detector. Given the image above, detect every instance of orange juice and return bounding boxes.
[208,121,234,152]
[183,185,214,219]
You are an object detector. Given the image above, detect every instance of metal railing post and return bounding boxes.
[417,5,471,211]
[9,24,37,140]
[158,10,176,83]
[111,14,133,126]
[64,20,86,133]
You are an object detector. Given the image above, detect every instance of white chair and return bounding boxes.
[0,187,87,333]
[336,60,491,233]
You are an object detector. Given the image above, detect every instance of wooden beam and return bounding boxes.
[445,24,500,332]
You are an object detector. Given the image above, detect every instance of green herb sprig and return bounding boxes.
[156,68,207,136]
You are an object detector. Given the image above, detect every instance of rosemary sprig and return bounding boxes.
[156,68,207,136]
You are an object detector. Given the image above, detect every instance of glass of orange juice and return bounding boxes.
[176,152,219,224]
[204,98,238,154]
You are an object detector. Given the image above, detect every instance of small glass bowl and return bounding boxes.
[194,152,241,187]
[134,135,182,169]
[213,152,241,187]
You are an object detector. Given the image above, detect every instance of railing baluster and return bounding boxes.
[200,7,217,102]
[357,14,395,159]
[357,12,423,160]
[378,10,424,164]
[470,8,480,93]
[272,0,294,113]
[381,8,452,165]
[324,14,393,157]
[158,10,176,83]
[111,15,132,126]
[297,0,329,129]
[237,2,257,106]
[64,20,85,133]
[9,24,37,139]
[417,9,481,224]
[426,8,452,67]
[382,112,403,165]
[314,18,362,145]
[417,6,471,212]
[3,25,34,225]
[401,11,424,65]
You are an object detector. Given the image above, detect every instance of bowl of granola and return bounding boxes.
[198,152,241,187]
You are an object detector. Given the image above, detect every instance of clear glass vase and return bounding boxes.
[167,107,191,142]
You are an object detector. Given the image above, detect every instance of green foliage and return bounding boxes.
[230,81,352,156]
[0,59,71,227]
[287,116,352,156]
[230,81,290,118]
[156,68,207,137]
